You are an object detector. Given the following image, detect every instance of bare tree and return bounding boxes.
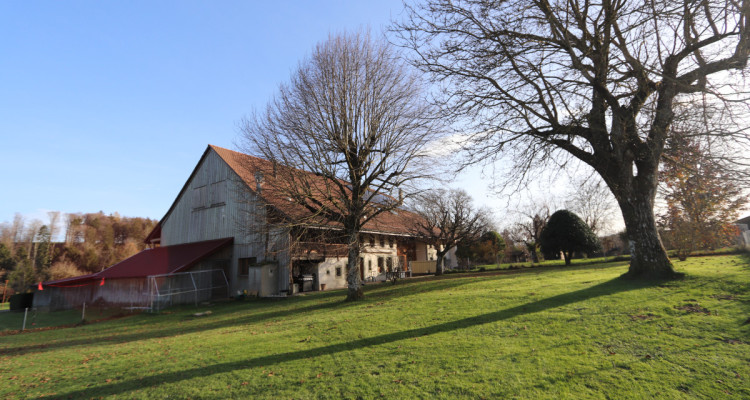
[565,176,619,236]
[508,204,551,263]
[24,219,42,262]
[396,0,750,278]
[47,211,61,261]
[239,30,441,300]
[410,188,491,275]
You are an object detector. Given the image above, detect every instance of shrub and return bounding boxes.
[49,259,85,280]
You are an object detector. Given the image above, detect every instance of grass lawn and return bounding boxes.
[0,302,8,311]
[1,255,748,399]
[0,306,131,333]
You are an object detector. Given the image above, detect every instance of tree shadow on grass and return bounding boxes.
[40,276,664,400]
[1,273,475,357]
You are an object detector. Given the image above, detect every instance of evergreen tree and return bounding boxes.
[34,225,51,281]
[540,210,601,266]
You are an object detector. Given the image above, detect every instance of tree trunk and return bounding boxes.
[434,250,446,276]
[563,251,571,266]
[615,186,677,279]
[526,243,539,263]
[345,230,364,301]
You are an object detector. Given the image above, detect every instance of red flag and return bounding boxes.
[99,277,105,286]
[38,282,43,291]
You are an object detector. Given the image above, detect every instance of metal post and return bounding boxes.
[190,272,198,306]
[81,302,86,322]
[22,307,28,331]
[148,277,154,312]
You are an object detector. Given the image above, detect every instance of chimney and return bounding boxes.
[255,171,264,193]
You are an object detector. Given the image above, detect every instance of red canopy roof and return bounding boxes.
[42,238,233,287]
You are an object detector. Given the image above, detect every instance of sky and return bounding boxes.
[0,1,598,233]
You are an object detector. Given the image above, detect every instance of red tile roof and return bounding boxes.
[209,145,424,236]
[42,238,233,287]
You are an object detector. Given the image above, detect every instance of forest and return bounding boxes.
[0,212,157,295]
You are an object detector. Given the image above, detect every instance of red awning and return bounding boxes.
[42,238,233,287]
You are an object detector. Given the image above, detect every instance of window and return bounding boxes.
[238,257,256,277]
[388,237,393,248]
[379,236,385,247]
[368,259,372,271]
[386,257,393,272]
[377,257,384,273]
[369,235,375,246]
[335,267,342,277]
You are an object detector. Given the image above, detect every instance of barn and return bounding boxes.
[34,145,453,311]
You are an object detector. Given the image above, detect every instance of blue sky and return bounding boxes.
[0,1,608,235]
[1,1,449,225]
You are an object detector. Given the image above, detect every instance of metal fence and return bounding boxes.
[147,269,229,312]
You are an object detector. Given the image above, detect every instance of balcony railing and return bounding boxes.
[292,241,349,260]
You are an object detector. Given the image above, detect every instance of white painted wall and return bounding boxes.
[316,258,348,290]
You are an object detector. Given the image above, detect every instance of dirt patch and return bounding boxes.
[629,313,659,321]
[675,303,711,314]
[711,294,738,301]
[722,338,745,345]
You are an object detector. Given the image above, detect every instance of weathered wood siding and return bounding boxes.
[160,149,289,296]
[33,278,150,311]
[162,150,260,247]
[410,261,437,274]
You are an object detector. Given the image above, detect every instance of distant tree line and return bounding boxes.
[0,212,157,293]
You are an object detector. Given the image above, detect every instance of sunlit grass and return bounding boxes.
[1,255,748,399]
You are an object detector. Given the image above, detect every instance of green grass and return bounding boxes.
[0,302,8,311]
[1,255,748,399]
[0,306,130,333]
[460,247,746,273]
[457,254,630,273]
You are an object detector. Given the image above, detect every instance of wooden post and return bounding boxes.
[22,308,28,331]
[81,302,86,322]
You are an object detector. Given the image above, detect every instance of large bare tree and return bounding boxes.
[239,30,440,300]
[565,176,619,236]
[397,0,750,278]
[410,188,491,275]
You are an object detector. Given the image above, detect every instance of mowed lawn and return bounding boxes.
[1,256,749,399]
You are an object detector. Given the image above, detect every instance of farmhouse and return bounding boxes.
[34,145,455,310]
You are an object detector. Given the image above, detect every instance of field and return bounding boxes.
[1,255,748,399]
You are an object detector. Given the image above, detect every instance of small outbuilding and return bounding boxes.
[34,238,232,311]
